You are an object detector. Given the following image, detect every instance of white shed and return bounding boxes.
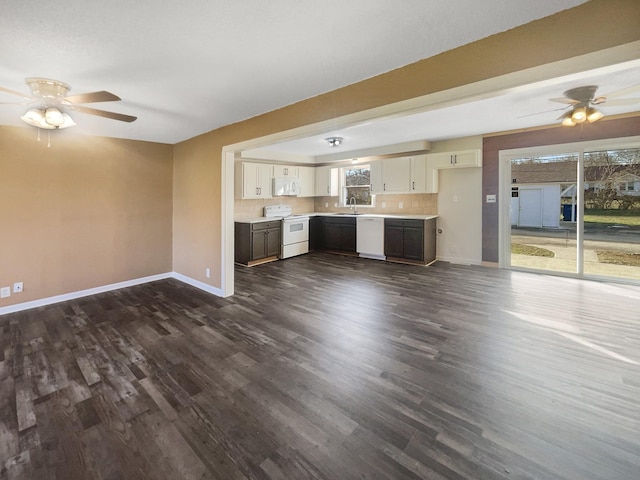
[510,184,561,228]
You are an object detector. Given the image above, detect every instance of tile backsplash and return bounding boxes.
[235,197,316,218]
[235,194,437,219]
[314,193,437,215]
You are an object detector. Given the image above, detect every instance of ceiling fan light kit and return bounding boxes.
[552,83,640,127]
[559,105,604,127]
[21,108,76,129]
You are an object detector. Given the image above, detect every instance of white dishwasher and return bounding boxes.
[356,216,385,260]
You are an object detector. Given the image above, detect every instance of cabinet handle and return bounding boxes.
[383,183,386,191]
[327,186,329,194]
[412,181,415,190]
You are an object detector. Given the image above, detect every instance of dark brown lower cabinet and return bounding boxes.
[323,217,356,252]
[309,216,324,251]
[235,220,281,265]
[384,218,436,264]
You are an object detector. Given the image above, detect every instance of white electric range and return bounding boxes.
[263,204,310,259]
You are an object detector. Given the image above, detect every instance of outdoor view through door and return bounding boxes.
[509,146,640,281]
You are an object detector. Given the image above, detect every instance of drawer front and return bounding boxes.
[252,220,282,231]
[384,218,423,229]
[324,217,356,225]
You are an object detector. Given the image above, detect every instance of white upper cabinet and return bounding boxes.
[410,155,427,193]
[372,156,428,194]
[381,157,412,193]
[423,149,482,193]
[236,162,272,199]
[369,160,383,194]
[314,166,338,196]
[297,166,315,197]
[428,149,482,169]
[272,165,299,177]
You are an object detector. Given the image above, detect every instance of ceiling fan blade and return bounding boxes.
[518,106,569,119]
[549,97,579,105]
[74,105,137,122]
[603,98,640,106]
[64,90,121,104]
[601,84,640,99]
[0,86,33,101]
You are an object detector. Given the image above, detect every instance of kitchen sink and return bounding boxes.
[333,212,361,215]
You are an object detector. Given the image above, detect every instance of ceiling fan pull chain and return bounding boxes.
[47,130,51,148]
[36,129,40,142]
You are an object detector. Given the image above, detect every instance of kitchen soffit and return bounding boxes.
[242,60,640,163]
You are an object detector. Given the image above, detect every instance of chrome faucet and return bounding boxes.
[349,196,358,214]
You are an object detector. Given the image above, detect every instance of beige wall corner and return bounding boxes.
[0,126,173,308]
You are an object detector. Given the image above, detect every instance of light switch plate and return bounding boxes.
[0,286,10,298]
[486,194,497,203]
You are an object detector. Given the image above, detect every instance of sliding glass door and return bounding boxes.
[582,148,640,280]
[509,153,578,274]
[501,138,640,283]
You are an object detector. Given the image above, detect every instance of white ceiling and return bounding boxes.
[247,60,640,162]
[0,0,590,144]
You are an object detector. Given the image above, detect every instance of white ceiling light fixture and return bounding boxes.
[325,136,343,147]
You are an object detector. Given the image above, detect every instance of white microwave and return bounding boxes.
[273,177,300,196]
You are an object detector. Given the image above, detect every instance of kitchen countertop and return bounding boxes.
[235,213,438,223]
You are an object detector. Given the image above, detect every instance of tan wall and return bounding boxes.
[172,133,221,284]
[173,0,640,290]
[0,126,173,307]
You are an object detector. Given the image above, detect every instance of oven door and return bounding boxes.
[282,218,309,245]
[282,217,309,258]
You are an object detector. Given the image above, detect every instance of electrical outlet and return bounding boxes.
[13,282,23,293]
[324,202,328,208]
[0,286,10,298]
[381,202,386,208]
[205,268,211,278]
[399,202,403,209]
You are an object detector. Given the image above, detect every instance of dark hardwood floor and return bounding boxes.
[1,252,639,479]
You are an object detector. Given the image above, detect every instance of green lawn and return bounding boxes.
[584,210,640,227]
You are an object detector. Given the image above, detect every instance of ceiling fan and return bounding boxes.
[0,77,137,130]
[547,84,640,127]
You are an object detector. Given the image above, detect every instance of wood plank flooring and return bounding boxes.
[1,252,639,479]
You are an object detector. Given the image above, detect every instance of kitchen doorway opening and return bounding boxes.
[499,137,640,283]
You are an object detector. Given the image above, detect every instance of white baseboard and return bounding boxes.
[0,271,223,316]
[436,255,482,266]
[171,272,224,297]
